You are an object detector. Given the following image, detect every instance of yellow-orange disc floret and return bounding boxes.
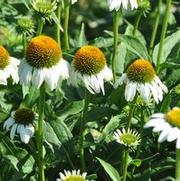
[127,59,156,83]
[73,45,106,75]
[167,108,180,127]
[64,176,86,181]
[0,46,9,69]
[26,35,62,68]
[14,108,35,125]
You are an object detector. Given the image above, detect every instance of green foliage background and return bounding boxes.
[0,0,180,180]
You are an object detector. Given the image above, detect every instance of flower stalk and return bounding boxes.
[37,83,46,181]
[176,149,180,181]
[36,18,45,181]
[64,4,70,50]
[23,33,27,56]
[112,10,120,82]
[37,18,44,36]
[79,90,90,171]
[156,0,172,73]
[133,13,142,36]
[122,149,129,181]
[55,3,61,45]
[149,0,162,55]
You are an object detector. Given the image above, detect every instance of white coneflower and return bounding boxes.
[3,108,36,144]
[57,170,87,181]
[144,107,180,149]
[19,35,69,90]
[69,45,113,95]
[107,0,138,11]
[114,59,168,103]
[0,46,19,85]
[114,128,141,150]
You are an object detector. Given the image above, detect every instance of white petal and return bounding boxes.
[3,117,15,131]
[114,74,127,88]
[144,119,165,128]
[149,82,159,103]
[10,123,18,140]
[19,60,33,85]
[176,138,180,149]
[158,126,172,143]
[167,127,180,142]
[32,68,45,89]
[125,82,137,102]
[154,76,168,93]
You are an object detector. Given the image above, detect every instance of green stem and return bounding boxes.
[36,18,44,36]
[23,33,27,56]
[122,149,129,181]
[112,10,120,82]
[176,149,180,181]
[64,4,70,50]
[37,83,46,181]
[156,0,172,74]
[149,0,162,55]
[126,99,137,130]
[131,108,144,175]
[56,3,61,45]
[133,13,142,36]
[79,90,90,171]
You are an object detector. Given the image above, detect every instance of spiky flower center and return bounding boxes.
[73,45,106,75]
[17,18,34,33]
[167,108,180,127]
[64,176,86,181]
[120,133,137,145]
[33,0,57,16]
[0,46,9,69]
[26,35,62,68]
[14,108,35,125]
[127,59,156,83]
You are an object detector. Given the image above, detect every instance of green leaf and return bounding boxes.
[152,29,180,65]
[121,35,149,60]
[56,100,84,120]
[76,23,87,47]
[48,119,73,144]
[3,155,19,171]
[114,42,127,74]
[51,12,63,32]
[96,157,121,181]
[129,159,142,167]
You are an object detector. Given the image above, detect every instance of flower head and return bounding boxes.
[26,35,62,68]
[19,35,69,90]
[69,45,113,95]
[3,108,36,144]
[114,128,141,150]
[57,170,87,181]
[17,17,34,35]
[144,107,180,149]
[107,0,138,11]
[0,46,19,85]
[114,59,168,103]
[73,45,106,75]
[32,0,57,19]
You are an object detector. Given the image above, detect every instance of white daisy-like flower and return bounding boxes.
[57,170,87,181]
[114,128,141,150]
[69,45,113,95]
[144,107,180,149]
[19,35,69,90]
[114,59,168,103]
[3,108,36,144]
[0,46,19,85]
[107,0,138,11]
